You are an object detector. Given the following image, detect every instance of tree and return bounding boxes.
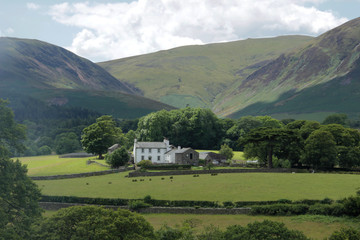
[32,206,155,240]
[54,132,81,155]
[239,220,309,240]
[81,115,123,159]
[0,99,26,157]
[242,128,297,168]
[302,130,337,168]
[106,146,130,168]
[0,157,42,239]
[219,144,234,161]
[137,108,223,149]
[256,116,284,129]
[323,113,348,126]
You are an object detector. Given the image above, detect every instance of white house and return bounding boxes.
[133,138,172,164]
[133,138,199,165]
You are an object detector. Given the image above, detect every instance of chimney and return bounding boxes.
[178,146,181,150]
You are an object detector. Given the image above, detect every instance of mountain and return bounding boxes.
[99,17,360,121]
[98,35,313,109]
[222,17,360,120]
[0,37,174,120]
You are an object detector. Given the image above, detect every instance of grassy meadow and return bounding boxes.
[18,155,110,176]
[35,171,360,202]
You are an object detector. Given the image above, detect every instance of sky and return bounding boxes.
[0,0,359,62]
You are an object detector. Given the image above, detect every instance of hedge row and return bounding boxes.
[41,195,129,206]
[41,195,360,217]
[41,195,334,209]
[142,164,192,170]
[250,197,360,217]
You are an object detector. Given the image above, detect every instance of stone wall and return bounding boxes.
[39,202,251,215]
[31,167,131,180]
[129,168,303,177]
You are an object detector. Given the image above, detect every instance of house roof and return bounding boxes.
[166,148,194,155]
[199,151,226,160]
[135,142,167,149]
[108,144,120,151]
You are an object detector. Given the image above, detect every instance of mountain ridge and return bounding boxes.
[0,37,174,120]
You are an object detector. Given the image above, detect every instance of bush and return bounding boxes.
[32,206,155,240]
[128,200,152,211]
[308,203,345,216]
[250,204,309,216]
[223,201,235,208]
[328,227,360,240]
[105,146,129,168]
[137,160,152,167]
[342,195,360,217]
[38,145,52,155]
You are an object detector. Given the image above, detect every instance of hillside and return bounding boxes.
[223,17,360,120]
[0,37,174,120]
[98,35,313,109]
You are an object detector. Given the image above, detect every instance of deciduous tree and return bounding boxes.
[302,130,337,168]
[0,157,42,239]
[81,115,123,159]
[106,146,130,168]
[32,206,155,240]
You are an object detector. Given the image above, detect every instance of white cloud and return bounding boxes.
[49,0,348,61]
[6,28,14,35]
[27,2,40,10]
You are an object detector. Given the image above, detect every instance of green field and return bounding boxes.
[26,155,360,239]
[35,171,360,202]
[18,155,110,176]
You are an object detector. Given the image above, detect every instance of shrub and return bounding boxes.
[137,160,152,167]
[105,146,129,168]
[342,195,360,217]
[128,200,151,211]
[223,201,235,208]
[308,203,345,216]
[38,145,52,155]
[250,204,309,216]
[328,227,360,240]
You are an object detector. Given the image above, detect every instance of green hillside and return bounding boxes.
[99,35,313,109]
[0,37,174,120]
[99,17,360,120]
[224,17,360,119]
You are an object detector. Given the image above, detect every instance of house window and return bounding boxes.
[190,153,193,159]
[158,148,160,153]
[141,148,144,153]
[149,148,152,153]
[149,156,152,161]
[141,156,144,160]
[157,156,160,161]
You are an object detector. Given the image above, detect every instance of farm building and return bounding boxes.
[133,138,199,165]
[199,152,227,165]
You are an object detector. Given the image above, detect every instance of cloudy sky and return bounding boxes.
[0,0,358,62]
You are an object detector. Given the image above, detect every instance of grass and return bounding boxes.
[142,213,360,240]
[17,155,110,176]
[35,172,360,202]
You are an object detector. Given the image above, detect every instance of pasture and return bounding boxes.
[35,171,360,202]
[18,155,109,176]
